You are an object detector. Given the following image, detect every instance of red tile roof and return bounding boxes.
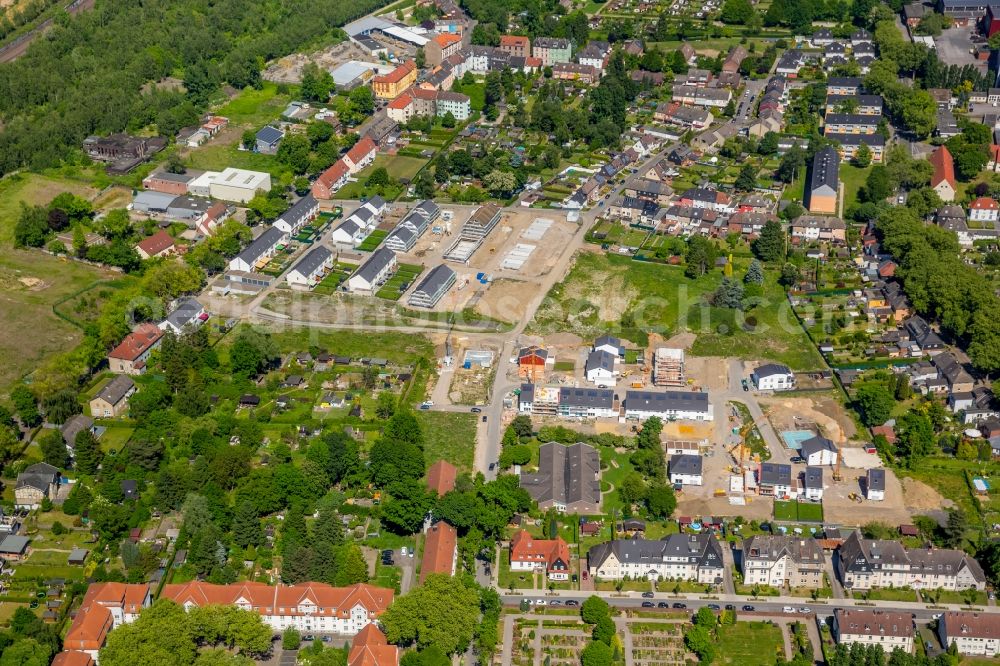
[316,159,350,190]
[52,652,95,666]
[136,230,175,257]
[509,531,570,573]
[347,137,377,165]
[374,60,416,85]
[388,93,413,110]
[433,33,461,48]
[970,196,998,210]
[63,583,145,652]
[160,581,393,619]
[419,521,457,583]
[426,459,457,496]
[349,624,399,666]
[526,57,542,67]
[413,87,438,101]
[500,35,530,47]
[930,145,956,190]
[108,323,163,362]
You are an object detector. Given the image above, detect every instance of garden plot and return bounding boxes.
[539,626,590,666]
[628,622,687,666]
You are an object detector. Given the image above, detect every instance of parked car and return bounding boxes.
[471,407,482,413]
[707,604,720,611]
[641,601,655,608]
[799,607,812,614]
[782,606,796,613]
[535,599,547,605]
[725,605,735,611]
[672,603,687,609]
[742,605,755,612]
[549,600,561,605]
[658,602,669,608]
[565,600,579,607]
[641,592,654,598]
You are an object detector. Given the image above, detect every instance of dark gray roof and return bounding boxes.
[754,363,791,378]
[335,218,361,238]
[0,535,29,554]
[256,125,283,144]
[588,534,723,572]
[60,416,93,447]
[519,383,535,403]
[290,245,332,278]
[366,195,386,210]
[559,387,614,409]
[825,113,878,126]
[586,350,615,374]
[413,199,440,219]
[148,171,195,183]
[826,132,885,147]
[235,226,284,265]
[743,535,824,564]
[520,442,601,509]
[412,264,454,296]
[354,247,396,284]
[164,297,204,331]
[804,466,823,489]
[670,454,703,476]
[809,146,839,195]
[801,435,837,459]
[759,462,791,485]
[867,468,886,491]
[16,463,59,492]
[594,335,623,352]
[533,36,570,48]
[625,390,710,413]
[95,375,135,405]
[351,206,375,225]
[278,195,317,224]
[827,77,862,87]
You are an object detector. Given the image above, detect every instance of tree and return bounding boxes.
[38,430,70,469]
[580,641,613,666]
[375,392,396,420]
[510,415,532,439]
[414,170,436,198]
[734,163,757,192]
[283,628,302,650]
[380,575,480,654]
[683,625,715,663]
[300,62,333,102]
[758,132,779,156]
[441,111,456,128]
[713,277,744,310]
[751,220,786,262]
[98,209,132,240]
[581,596,611,625]
[483,170,517,198]
[231,500,263,549]
[779,262,800,287]
[11,385,40,426]
[366,167,392,188]
[229,327,278,377]
[13,204,50,248]
[744,259,764,285]
[854,383,895,427]
[645,484,676,519]
[684,236,717,278]
[895,411,935,465]
[381,479,434,534]
[776,146,805,183]
[334,544,369,585]
[74,430,104,475]
[415,47,426,68]
[853,143,872,168]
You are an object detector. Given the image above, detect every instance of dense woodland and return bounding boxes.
[0,0,387,175]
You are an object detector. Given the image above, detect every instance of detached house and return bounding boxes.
[669,454,703,486]
[419,521,457,583]
[741,535,825,588]
[89,375,136,418]
[108,323,164,375]
[509,530,571,581]
[135,230,176,260]
[751,363,795,391]
[15,463,61,509]
[800,435,839,466]
[930,145,957,202]
[969,196,1000,223]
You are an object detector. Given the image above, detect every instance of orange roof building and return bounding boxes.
[419,521,458,584]
[373,61,417,99]
[930,145,957,202]
[107,323,164,376]
[345,136,378,173]
[60,583,151,662]
[312,159,351,200]
[349,624,399,666]
[509,530,571,581]
[52,652,95,666]
[135,230,176,259]
[426,459,457,496]
[161,581,393,634]
[500,35,531,58]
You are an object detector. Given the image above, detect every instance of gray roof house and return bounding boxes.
[61,414,95,448]
[588,534,724,583]
[255,125,284,154]
[160,297,205,334]
[408,264,456,308]
[520,442,602,513]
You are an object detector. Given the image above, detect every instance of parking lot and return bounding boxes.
[934,26,988,71]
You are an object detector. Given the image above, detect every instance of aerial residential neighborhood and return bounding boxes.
[4,0,1000,664]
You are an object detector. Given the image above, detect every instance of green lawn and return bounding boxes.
[852,588,918,602]
[839,162,871,213]
[716,622,785,666]
[376,264,422,300]
[214,83,294,127]
[264,327,433,365]
[357,230,389,252]
[99,426,135,454]
[530,252,822,370]
[415,410,477,473]
[773,500,824,523]
[186,141,286,180]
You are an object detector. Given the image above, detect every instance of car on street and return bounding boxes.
[672,603,687,609]
[725,605,735,611]
[400,547,408,557]
[535,599,547,605]
[549,600,561,605]
[304,635,315,642]
[565,600,579,606]
[471,407,482,413]
[782,606,796,613]
[381,550,393,558]
[799,607,812,614]
[322,636,331,643]
[658,602,670,608]
[641,601,655,607]
[707,604,720,611]
[742,605,755,612]
[488,463,496,471]
[790,456,805,464]
[482,415,487,422]
[641,592,654,598]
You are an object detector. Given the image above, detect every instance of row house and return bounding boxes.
[837,531,986,591]
[823,113,879,135]
[825,94,883,115]
[938,612,1000,657]
[790,215,847,244]
[372,61,417,99]
[587,534,724,584]
[654,102,713,129]
[623,178,673,205]
[741,535,825,588]
[671,84,731,108]
[552,62,599,84]
[834,609,914,654]
[499,35,531,58]
[728,211,776,239]
[827,77,863,96]
[532,37,572,66]
[826,132,885,163]
[425,32,463,67]
[678,187,734,214]
[609,196,662,227]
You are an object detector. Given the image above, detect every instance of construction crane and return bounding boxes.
[729,420,757,471]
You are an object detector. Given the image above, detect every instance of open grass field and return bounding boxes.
[529,252,822,370]
[773,500,824,523]
[215,83,294,127]
[265,327,434,365]
[839,163,871,212]
[716,622,785,666]
[415,410,477,473]
[185,140,286,180]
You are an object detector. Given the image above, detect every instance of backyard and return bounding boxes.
[773,500,824,523]
[414,410,477,473]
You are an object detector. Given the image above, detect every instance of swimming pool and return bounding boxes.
[781,430,815,450]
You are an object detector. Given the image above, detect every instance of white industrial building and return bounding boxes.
[188,168,271,204]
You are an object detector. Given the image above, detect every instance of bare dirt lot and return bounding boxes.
[900,476,954,512]
[262,40,374,84]
[758,393,857,444]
